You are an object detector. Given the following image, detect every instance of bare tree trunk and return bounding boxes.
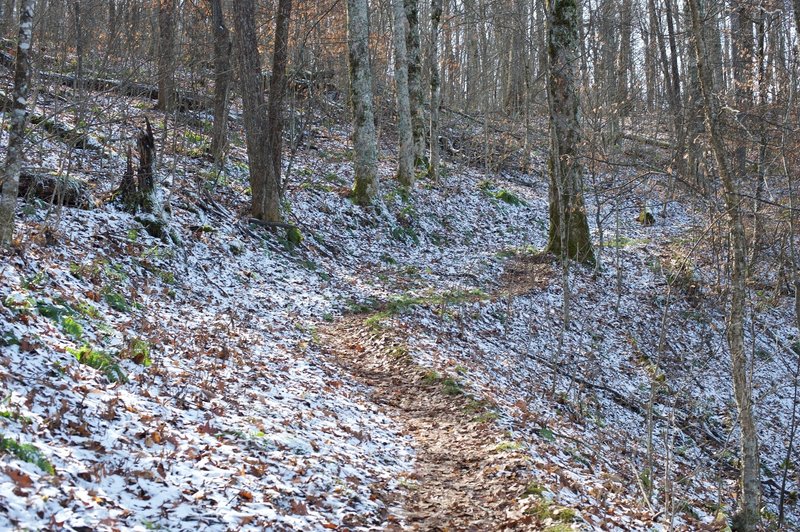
[663,0,686,185]
[0,0,36,247]
[157,0,176,112]
[731,0,754,180]
[267,0,292,190]
[688,0,761,528]
[232,0,281,222]
[405,0,425,166]
[210,0,232,166]
[545,0,594,264]
[0,1,6,37]
[392,0,415,186]
[347,0,379,205]
[429,0,442,182]
[617,0,633,118]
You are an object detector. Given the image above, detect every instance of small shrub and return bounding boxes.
[523,482,545,497]
[61,316,83,340]
[0,330,20,347]
[3,294,34,314]
[103,288,131,313]
[474,411,499,423]
[124,338,152,367]
[422,370,441,385]
[21,271,49,290]
[68,345,127,383]
[36,300,73,321]
[441,377,463,396]
[0,435,55,474]
[494,441,523,452]
[74,300,100,320]
[494,189,525,206]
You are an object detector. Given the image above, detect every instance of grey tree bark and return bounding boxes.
[347,0,379,205]
[405,0,425,166]
[429,0,442,182]
[232,0,281,222]
[0,0,36,247]
[545,0,594,264]
[393,0,415,186]
[688,0,761,528]
[157,0,176,112]
[210,0,232,166]
[266,0,293,189]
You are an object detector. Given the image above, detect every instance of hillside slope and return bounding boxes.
[1,108,799,531]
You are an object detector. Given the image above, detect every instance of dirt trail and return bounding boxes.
[319,315,541,530]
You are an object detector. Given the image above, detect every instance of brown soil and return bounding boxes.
[319,316,547,530]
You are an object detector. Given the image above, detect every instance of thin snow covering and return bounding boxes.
[0,125,414,528]
[1,100,799,530]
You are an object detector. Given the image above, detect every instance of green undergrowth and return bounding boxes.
[421,369,465,396]
[496,244,544,260]
[478,180,526,206]
[68,345,128,383]
[523,493,577,529]
[0,434,55,474]
[358,288,488,330]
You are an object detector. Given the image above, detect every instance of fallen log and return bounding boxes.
[1,89,105,150]
[0,49,13,71]
[40,72,208,111]
[0,50,209,111]
[621,131,672,150]
[30,113,104,151]
[18,169,96,209]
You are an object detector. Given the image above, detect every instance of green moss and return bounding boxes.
[523,482,545,497]
[0,435,55,474]
[474,411,500,423]
[0,411,33,425]
[494,441,524,453]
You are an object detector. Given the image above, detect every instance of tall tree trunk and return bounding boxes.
[232,0,281,222]
[688,0,761,528]
[617,0,633,118]
[0,0,36,247]
[393,0,415,186]
[347,0,379,205]
[0,1,6,37]
[731,0,754,180]
[405,0,425,166]
[210,0,232,166]
[267,0,292,189]
[157,0,176,112]
[429,0,442,181]
[545,0,594,264]
[663,0,686,182]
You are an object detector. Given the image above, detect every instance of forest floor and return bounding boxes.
[1,85,800,530]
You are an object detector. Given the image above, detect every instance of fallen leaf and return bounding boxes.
[291,500,309,515]
[7,469,33,488]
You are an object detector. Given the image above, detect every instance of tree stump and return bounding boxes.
[117,118,173,241]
